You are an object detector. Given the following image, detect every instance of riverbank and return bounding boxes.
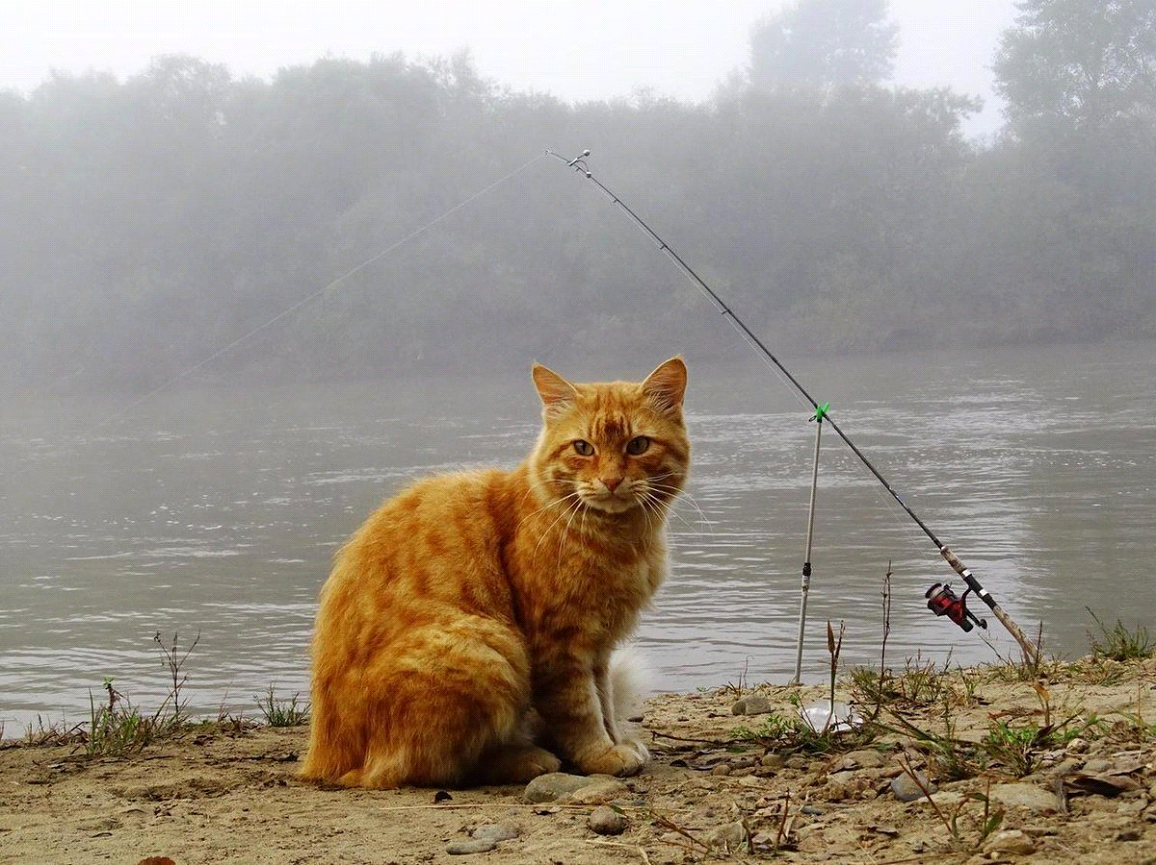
[2,654,1154,864]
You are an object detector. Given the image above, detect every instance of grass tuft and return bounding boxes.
[254,686,310,727]
[1088,608,1153,661]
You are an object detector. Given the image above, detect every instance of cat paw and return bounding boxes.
[483,745,562,785]
[577,742,649,777]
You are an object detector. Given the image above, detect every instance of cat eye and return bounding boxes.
[626,436,651,455]
[572,440,594,456]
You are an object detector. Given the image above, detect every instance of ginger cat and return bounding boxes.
[301,357,689,788]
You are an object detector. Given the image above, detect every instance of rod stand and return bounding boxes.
[791,403,828,685]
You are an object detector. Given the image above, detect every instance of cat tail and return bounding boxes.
[609,646,652,727]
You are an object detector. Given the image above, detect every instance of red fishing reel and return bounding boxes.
[925,582,987,632]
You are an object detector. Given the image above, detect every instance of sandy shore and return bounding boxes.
[2,656,1154,864]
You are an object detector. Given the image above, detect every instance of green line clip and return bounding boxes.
[811,402,830,423]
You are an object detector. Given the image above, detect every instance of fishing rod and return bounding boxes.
[546,148,1039,663]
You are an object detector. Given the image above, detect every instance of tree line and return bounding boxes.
[1,0,1153,391]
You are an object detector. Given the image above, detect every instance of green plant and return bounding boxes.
[83,630,201,757]
[980,682,1083,776]
[255,685,310,727]
[1088,609,1153,661]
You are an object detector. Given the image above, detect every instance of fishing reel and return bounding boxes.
[925,582,987,632]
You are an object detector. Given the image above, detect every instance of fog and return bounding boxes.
[2,0,1153,399]
[2,0,1155,721]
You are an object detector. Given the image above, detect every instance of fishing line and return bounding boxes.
[546,148,1039,662]
[1,152,548,484]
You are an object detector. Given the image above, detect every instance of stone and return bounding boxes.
[446,839,497,855]
[989,782,1059,814]
[524,772,607,804]
[731,695,774,715]
[1083,758,1113,774]
[890,771,936,802]
[561,778,630,805]
[711,763,732,776]
[760,753,785,769]
[837,749,888,772]
[982,829,1036,856]
[587,806,628,836]
[472,823,518,844]
[707,821,748,850]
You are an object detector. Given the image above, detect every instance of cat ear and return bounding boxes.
[532,363,578,414]
[642,357,687,414]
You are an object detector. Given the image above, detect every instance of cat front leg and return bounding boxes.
[535,660,648,777]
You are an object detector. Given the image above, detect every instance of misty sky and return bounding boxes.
[2,0,1020,135]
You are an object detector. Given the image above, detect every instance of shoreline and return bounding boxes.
[2,653,1154,863]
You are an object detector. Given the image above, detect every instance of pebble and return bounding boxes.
[561,778,630,805]
[1083,758,1113,774]
[446,839,497,855]
[524,772,606,804]
[760,753,785,769]
[836,749,888,771]
[982,829,1036,856]
[472,823,518,844]
[989,782,1058,814]
[587,806,628,836]
[707,821,748,850]
[731,695,774,715]
[890,771,936,802]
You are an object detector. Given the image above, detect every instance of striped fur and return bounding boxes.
[301,358,689,788]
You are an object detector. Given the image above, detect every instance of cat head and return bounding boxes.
[528,357,690,516]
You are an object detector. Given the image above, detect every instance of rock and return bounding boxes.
[711,763,732,776]
[1083,758,1113,774]
[784,756,810,771]
[760,753,785,769]
[982,829,1036,856]
[1116,828,1142,842]
[472,823,518,844]
[836,749,888,772]
[890,771,936,802]
[446,838,497,855]
[731,695,774,715]
[524,772,608,804]
[989,782,1059,814]
[561,778,630,805]
[707,821,748,850]
[737,774,761,787]
[587,806,628,836]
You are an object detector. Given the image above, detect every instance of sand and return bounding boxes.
[2,656,1154,864]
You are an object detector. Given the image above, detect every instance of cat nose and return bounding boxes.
[602,477,623,492]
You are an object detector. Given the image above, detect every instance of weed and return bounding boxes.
[255,685,310,727]
[86,677,182,757]
[1087,608,1153,661]
[979,682,1083,776]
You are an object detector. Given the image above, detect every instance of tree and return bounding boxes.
[993,0,1156,132]
[749,0,898,93]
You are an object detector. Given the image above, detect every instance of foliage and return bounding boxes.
[255,686,310,727]
[749,0,899,92]
[1087,608,1154,661]
[1,4,1153,394]
[994,0,1156,133]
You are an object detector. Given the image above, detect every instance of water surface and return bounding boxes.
[1,342,1153,733]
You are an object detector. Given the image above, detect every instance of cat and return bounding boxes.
[300,357,689,788]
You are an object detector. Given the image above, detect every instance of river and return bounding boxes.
[1,341,1153,734]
